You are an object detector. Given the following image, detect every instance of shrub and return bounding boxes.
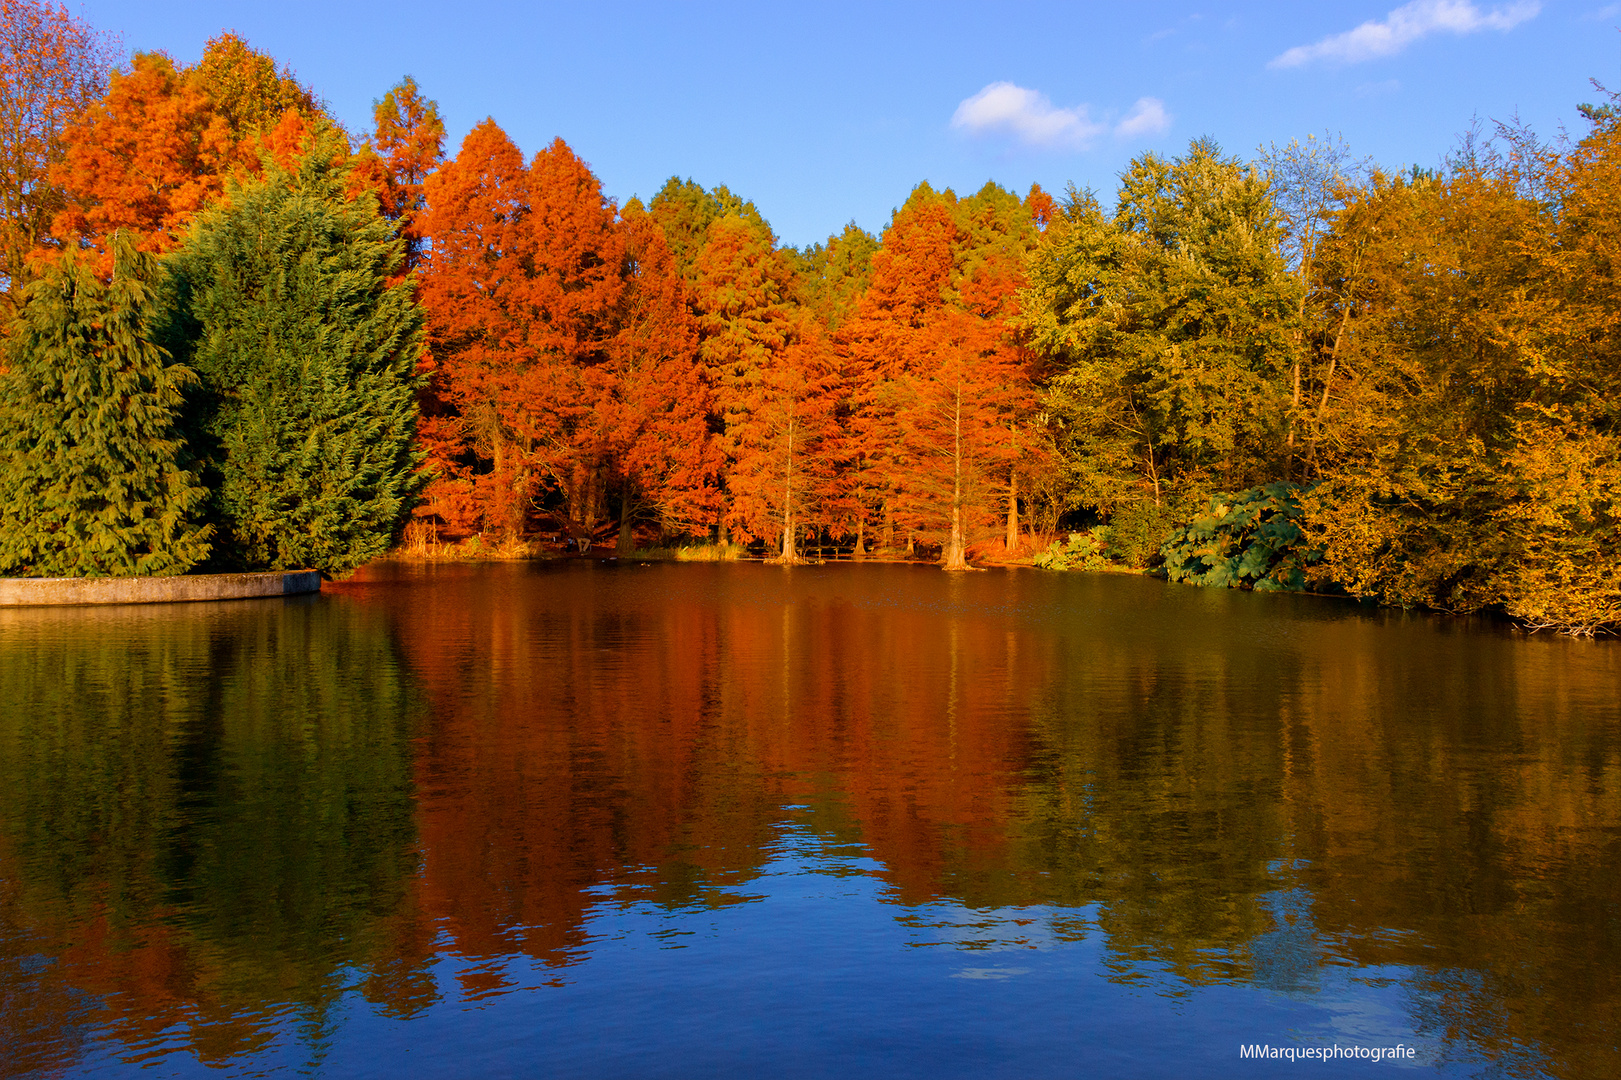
[1159,482,1322,591]
[1102,501,1181,568]
[1032,528,1110,571]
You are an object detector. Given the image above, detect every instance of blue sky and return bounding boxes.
[74,1,1621,247]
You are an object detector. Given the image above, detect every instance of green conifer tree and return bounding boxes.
[168,130,427,576]
[0,235,212,577]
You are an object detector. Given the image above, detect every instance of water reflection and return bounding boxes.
[0,598,423,1075]
[1,563,1616,1078]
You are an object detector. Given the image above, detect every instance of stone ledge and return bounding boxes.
[0,570,322,606]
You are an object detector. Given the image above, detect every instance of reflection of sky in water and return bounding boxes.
[61,829,1482,1079]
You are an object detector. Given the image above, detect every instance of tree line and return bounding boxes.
[0,0,1615,632]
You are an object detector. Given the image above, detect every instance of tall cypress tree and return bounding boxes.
[169,129,427,575]
[0,234,212,577]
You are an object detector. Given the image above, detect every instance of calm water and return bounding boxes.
[1,562,1617,1079]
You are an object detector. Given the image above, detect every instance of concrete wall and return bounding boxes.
[0,570,321,607]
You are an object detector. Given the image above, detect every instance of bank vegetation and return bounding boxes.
[0,1,1615,633]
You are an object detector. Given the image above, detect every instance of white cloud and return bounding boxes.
[950,83,1170,150]
[1115,97,1172,138]
[1270,0,1540,68]
[951,83,1106,149]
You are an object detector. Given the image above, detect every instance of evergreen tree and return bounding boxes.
[0,234,212,576]
[168,129,426,576]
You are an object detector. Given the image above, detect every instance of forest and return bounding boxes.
[0,0,1617,634]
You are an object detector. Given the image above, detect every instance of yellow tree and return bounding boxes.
[1300,125,1621,634]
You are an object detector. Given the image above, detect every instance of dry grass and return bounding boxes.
[394,521,554,561]
[626,543,749,562]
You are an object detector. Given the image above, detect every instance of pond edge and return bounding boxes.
[0,570,321,607]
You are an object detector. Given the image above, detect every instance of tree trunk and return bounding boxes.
[616,486,634,554]
[493,439,519,542]
[853,518,866,558]
[944,381,969,571]
[1005,469,1018,552]
[778,404,801,564]
[781,510,797,563]
[580,468,596,546]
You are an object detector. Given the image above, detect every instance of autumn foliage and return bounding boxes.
[2,3,1617,627]
[49,33,323,271]
[416,123,715,544]
[0,0,111,308]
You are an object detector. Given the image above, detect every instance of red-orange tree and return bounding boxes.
[604,200,719,548]
[358,75,443,272]
[416,119,536,536]
[420,125,715,545]
[725,313,842,561]
[838,182,1043,567]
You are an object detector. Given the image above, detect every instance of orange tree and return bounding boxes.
[724,312,842,561]
[51,33,322,271]
[839,182,1044,566]
[419,125,715,544]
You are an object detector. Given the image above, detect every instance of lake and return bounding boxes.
[1,561,1617,1078]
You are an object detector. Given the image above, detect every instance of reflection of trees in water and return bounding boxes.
[1010,594,1621,1078]
[0,599,424,1075]
[372,564,1618,1078]
[3,567,1614,1077]
[372,563,1041,985]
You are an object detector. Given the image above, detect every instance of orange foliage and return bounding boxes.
[690,212,799,541]
[50,52,233,265]
[418,124,714,541]
[724,312,843,557]
[837,184,1041,562]
[416,119,533,534]
[49,33,323,272]
[607,201,720,540]
[360,75,444,271]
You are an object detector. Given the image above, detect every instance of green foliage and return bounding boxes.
[647,176,769,284]
[1020,139,1301,515]
[0,236,212,577]
[1160,482,1321,592]
[793,221,878,328]
[168,131,427,576]
[1101,500,1183,568]
[1032,527,1109,571]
